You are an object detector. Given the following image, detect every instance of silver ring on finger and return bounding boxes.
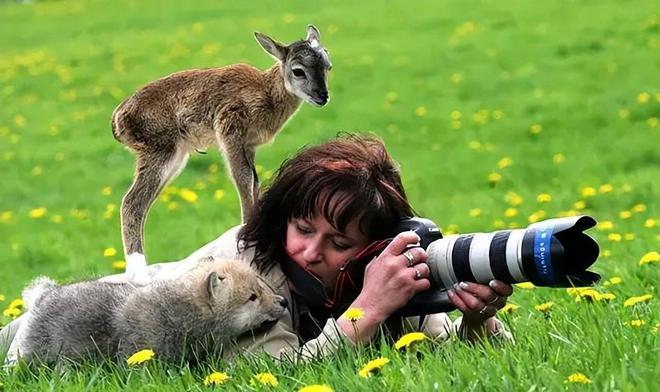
[479,304,491,315]
[487,296,501,305]
[403,251,415,267]
[413,266,422,280]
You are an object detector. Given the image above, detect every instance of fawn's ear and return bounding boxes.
[306,24,321,48]
[254,32,288,61]
[206,271,226,299]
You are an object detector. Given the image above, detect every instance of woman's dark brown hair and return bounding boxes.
[238,133,413,273]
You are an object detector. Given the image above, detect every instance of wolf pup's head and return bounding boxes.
[205,260,288,336]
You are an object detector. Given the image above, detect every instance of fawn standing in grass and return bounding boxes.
[111,25,332,275]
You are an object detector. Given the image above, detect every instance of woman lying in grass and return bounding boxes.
[1,134,513,363]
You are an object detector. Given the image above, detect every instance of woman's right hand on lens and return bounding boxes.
[356,231,430,322]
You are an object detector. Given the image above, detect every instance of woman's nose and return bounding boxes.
[303,240,323,264]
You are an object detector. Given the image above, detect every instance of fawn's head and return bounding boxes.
[255,25,332,106]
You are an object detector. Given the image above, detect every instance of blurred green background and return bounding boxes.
[0,0,658,389]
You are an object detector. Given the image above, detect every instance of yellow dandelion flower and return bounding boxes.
[598,184,613,193]
[623,294,652,307]
[566,372,592,384]
[580,187,597,198]
[203,371,230,386]
[28,207,47,219]
[394,332,427,349]
[497,157,513,169]
[602,249,612,257]
[112,260,126,271]
[179,188,198,203]
[607,276,622,285]
[631,203,646,213]
[104,247,117,257]
[9,298,25,310]
[637,92,650,103]
[530,124,542,134]
[469,208,481,217]
[596,221,614,231]
[299,384,333,392]
[214,189,225,201]
[536,193,552,203]
[552,153,565,164]
[253,372,278,386]
[500,303,519,314]
[358,357,390,378]
[573,289,600,302]
[639,251,660,266]
[415,106,428,117]
[343,307,364,322]
[469,140,482,150]
[607,233,622,242]
[0,294,5,302]
[516,282,536,289]
[629,319,645,328]
[3,307,21,319]
[504,208,518,218]
[597,293,616,302]
[535,302,554,313]
[1,211,14,223]
[649,117,659,127]
[573,200,586,210]
[619,211,632,219]
[644,218,657,228]
[126,349,155,365]
[505,192,524,206]
[528,210,547,223]
[450,73,463,84]
[566,287,592,296]
[488,172,502,185]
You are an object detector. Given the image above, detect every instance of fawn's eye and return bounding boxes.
[249,293,258,302]
[292,68,306,78]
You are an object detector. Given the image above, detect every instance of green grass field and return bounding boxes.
[1,0,659,390]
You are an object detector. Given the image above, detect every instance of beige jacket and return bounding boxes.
[100,226,512,360]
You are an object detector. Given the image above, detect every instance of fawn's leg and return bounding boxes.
[121,146,189,275]
[214,109,258,223]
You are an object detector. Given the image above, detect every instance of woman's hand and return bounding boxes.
[447,280,513,337]
[352,231,431,323]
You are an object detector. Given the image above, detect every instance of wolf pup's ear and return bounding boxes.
[206,271,226,299]
[254,32,288,62]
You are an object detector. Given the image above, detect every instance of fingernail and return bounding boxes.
[447,289,455,297]
[459,281,469,289]
[489,280,498,288]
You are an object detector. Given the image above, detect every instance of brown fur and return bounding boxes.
[111,26,331,267]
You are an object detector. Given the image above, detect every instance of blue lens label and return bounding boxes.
[534,225,556,284]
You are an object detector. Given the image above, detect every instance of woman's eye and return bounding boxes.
[249,293,258,302]
[296,224,313,234]
[292,68,306,78]
[332,241,351,251]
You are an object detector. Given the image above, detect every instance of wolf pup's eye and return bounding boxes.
[249,293,258,301]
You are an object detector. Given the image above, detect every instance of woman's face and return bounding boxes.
[285,214,370,289]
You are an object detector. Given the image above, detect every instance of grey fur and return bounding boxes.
[13,259,287,364]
